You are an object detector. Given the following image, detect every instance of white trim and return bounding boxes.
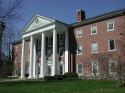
[22,15,55,33]
[108,39,116,51]
[91,25,97,35]
[91,42,98,54]
[76,64,83,75]
[22,25,55,38]
[107,20,115,32]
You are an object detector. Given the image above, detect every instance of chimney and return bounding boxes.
[76,9,85,22]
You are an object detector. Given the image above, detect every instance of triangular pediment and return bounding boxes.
[23,15,55,33]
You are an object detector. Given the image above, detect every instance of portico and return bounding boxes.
[20,15,69,79]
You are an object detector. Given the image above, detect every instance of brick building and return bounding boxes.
[12,9,125,79]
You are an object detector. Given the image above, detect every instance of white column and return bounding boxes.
[52,29,57,76]
[20,38,26,78]
[28,35,34,79]
[33,40,36,78]
[65,31,69,73]
[39,33,45,78]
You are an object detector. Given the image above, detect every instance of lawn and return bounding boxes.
[0,79,125,93]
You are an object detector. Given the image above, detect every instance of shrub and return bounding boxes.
[25,74,29,78]
[54,75,64,80]
[64,72,78,79]
[44,76,54,81]
[117,81,125,87]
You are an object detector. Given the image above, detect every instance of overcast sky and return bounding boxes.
[18,0,125,29]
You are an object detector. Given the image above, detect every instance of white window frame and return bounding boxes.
[76,44,82,55]
[108,39,116,51]
[76,64,83,75]
[92,62,99,75]
[109,61,117,74]
[91,25,97,35]
[91,43,98,53]
[75,27,82,38]
[107,20,114,32]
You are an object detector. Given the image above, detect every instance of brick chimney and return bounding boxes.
[76,9,85,22]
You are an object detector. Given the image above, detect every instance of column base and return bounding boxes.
[39,74,44,78]
[19,76,26,79]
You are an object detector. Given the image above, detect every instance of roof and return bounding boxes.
[12,40,22,45]
[71,8,125,28]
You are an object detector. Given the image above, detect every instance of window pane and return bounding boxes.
[77,44,82,54]
[108,21,114,31]
[92,62,98,73]
[77,64,82,74]
[91,26,97,34]
[91,43,98,53]
[109,39,115,50]
[75,28,82,37]
[60,65,63,74]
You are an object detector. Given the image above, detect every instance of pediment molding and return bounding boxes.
[22,15,55,33]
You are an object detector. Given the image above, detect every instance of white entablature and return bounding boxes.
[21,14,68,38]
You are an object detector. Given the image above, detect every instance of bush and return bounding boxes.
[44,72,78,81]
[25,74,29,78]
[44,76,55,81]
[54,75,64,80]
[64,72,78,79]
[117,81,125,87]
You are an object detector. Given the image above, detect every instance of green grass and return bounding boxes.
[0,80,125,93]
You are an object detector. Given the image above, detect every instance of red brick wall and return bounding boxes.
[12,41,30,76]
[71,15,125,76]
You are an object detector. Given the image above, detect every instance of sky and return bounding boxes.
[18,0,125,29]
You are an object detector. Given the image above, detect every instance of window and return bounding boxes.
[48,50,52,57]
[15,46,19,51]
[75,28,82,37]
[107,20,114,31]
[59,48,64,56]
[59,34,64,41]
[77,64,83,75]
[60,64,64,74]
[47,65,51,76]
[91,26,97,35]
[92,62,98,74]
[76,44,82,55]
[91,43,98,53]
[108,39,116,51]
[109,61,116,74]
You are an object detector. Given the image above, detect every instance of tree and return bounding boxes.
[0,0,22,77]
